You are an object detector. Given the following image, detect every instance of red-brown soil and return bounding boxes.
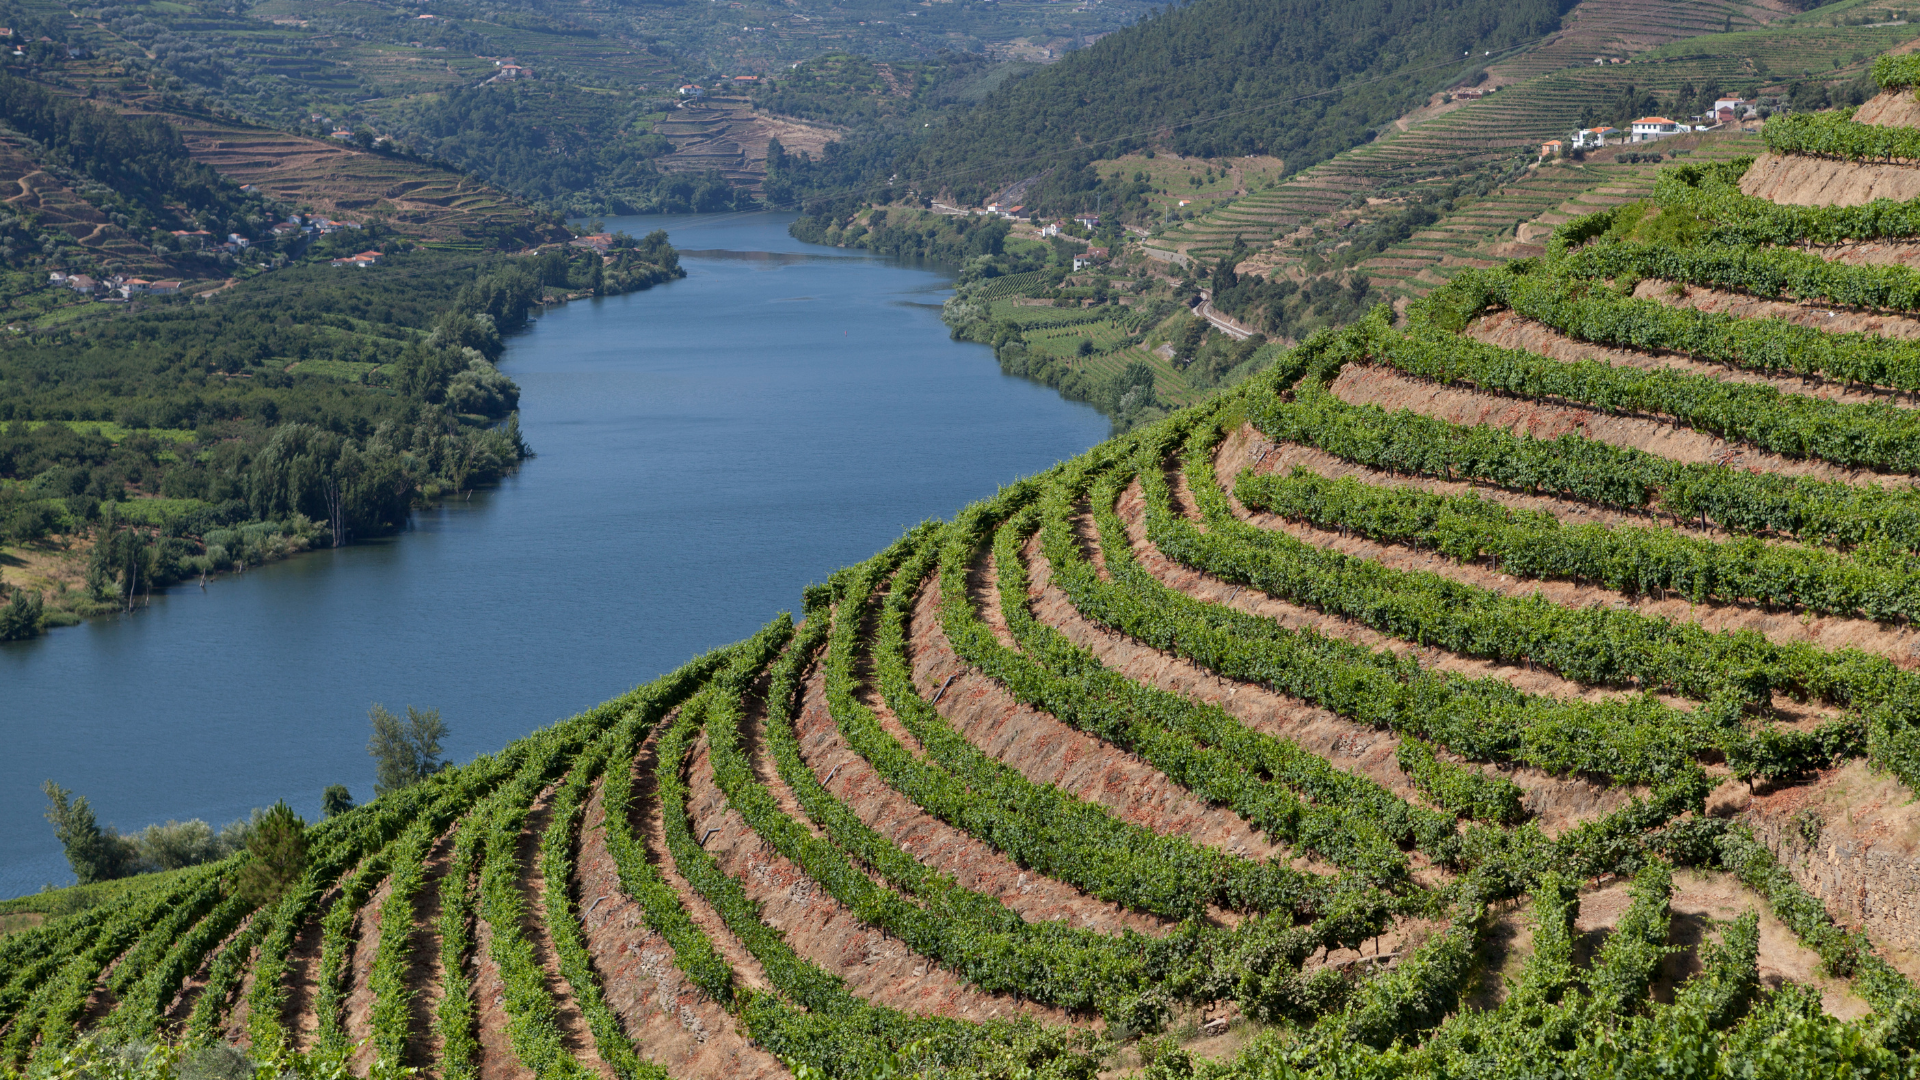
[903,578,1291,877]
[1035,492,1637,837]
[1572,870,1871,1018]
[1737,153,1920,207]
[511,785,616,1078]
[343,875,391,1072]
[1854,88,1920,129]
[1472,308,1920,409]
[1628,279,1920,348]
[783,642,1170,936]
[161,913,258,1036]
[404,829,458,1069]
[471,913,528,1080]
[574,754,785,1080]
[683,730,1067,1024]
[1213,423,1920,672]
[1329,363,1894,486]
[282,887,340,1052]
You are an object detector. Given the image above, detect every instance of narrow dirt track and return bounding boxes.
[403,829,458,1069]
[343,876,390,1073]
[1331,363,1899,486]
[1018,508,1635,838]
[903,577,1290,875]
[682,730,1067,1024]
[575,761,785,1080]
[1216,424,1920,670]
[784,644,1170,936]
[471,914,528,1080]
[161,913,258,1035]
[1632,279,1920,345]
[1469,309,1920,409]
[281,888,339,1052]
[510,785,616,1079]
[1220,422,1720,538]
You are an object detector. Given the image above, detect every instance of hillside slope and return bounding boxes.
[1143,8,1916,279]
[907,0,1579,208]
[11,49,1920,1080]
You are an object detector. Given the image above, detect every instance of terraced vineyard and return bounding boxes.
[1148,9,1920,278]
[20,61,1920,1080]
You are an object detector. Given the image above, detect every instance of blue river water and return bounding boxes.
[0,212,1108,898]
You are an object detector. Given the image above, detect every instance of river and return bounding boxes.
[0,212,1109,898]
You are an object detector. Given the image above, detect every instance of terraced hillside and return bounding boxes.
[1146,6,1920,273]
[20,60,1920,1080]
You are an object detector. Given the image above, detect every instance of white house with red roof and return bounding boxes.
[1630,116,1681,142]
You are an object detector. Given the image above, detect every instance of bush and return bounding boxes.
[131,819,228,871]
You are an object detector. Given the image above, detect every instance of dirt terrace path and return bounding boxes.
[403,828,458,1069]
[1331,363,1900,486]
[1220,422,1723,539]
[1579,868,1871,1018]
[904,577,1290,884]
[573,744,783,1080]
[683,729,1063,1024]
[161,912,258,1036]
[343,874,391,1073]
[785,641,1169,937]
[1471,309,1920,410]
[472,907,525,1080]
[1214,423,1920,673]
[282,883,343,1052]
[505,784,616,1079]
[1633,279,1920,349]
[1023,500,1634,838]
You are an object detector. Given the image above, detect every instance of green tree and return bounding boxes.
[232,801,307,907]
[0,586,42,640]
[42,781,135,884]
[86,507,154,614]
[132,818,221,871]
[368,704,450,796]
[320,784,355,819]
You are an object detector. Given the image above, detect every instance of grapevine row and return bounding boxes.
[1428,263,1920,395]
[847,526,1319,919]
[763,575,1405,1028]
[1236,466,1920,630]
[1763,108,1920,166]
[1357,312,1920,476]
[650,622,1096,1078]
[1245,371,1920,787]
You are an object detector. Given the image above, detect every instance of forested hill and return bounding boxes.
[907,0,1578,205]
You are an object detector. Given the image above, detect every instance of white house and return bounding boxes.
[1571,126,1618,149]
[1630,116,1681,142]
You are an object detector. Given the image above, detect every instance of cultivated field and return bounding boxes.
[6,57,1920,1080]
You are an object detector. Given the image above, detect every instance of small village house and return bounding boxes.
[1630,116,1681,142]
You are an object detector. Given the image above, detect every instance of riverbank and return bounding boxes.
[0,236,685,642]
[0,212,1108,898]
